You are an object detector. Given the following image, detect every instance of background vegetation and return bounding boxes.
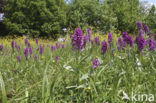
[0,0,155,37]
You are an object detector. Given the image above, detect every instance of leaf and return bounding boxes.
[63,65,74,71]
[80,73,89,81]
[0,72,7,103]
[117,53,127,60]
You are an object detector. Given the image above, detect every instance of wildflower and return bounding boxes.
[126,35,134,47]
[147,32,151,37]
[11,40,15,48]
[28,42,31,48]
[122,32,128,41]
[29,47,33,54]
[144,24,150,33]
[42,56,45,59]
[92,59,99,68]
[25,38,28,45]
[15,42,17,48]
[0,44,3,51]
[17,56,21,62]
[34,55,38,61]
[137,37,146,51]
[139,29,144,38]
[24,48,29,60]
[51,45,56,51]
[148,38,155,51]
[101,40,108,54]
[137,21,143,30]
[56,43,59,49]
[72,28,84,51]
[108,32,113,45]
[87,28,91,41]
[36,38,38,45]
[55,56,59,62]
[40,44,43,55]
[62,44,65,48]
[17,46,20,52]
[83,35,88,47]
[94,37,100,45]
[117,36,123,51]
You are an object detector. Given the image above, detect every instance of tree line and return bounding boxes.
[0,0,156,37]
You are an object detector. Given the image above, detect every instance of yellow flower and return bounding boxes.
[42,56,45,59]
[114,53,117,57]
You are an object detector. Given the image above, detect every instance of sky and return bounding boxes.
[140,0,156,6]
[140,0,156,4]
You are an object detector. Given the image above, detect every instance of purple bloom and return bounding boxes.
[101,40,108,54]
[126,35,134,47]
[83,35,88,47]
[122,32,128,41]
[51,45,56,51]
[147,32,152,37]
[137,21,143,30]
[148,38,155,51]
[11,40,15,48]
[92,59,99,69]
[17,46,20,52]
[62,44,65,48]
[40,44,43,55]
[63,39,66,42]
[72,28,84,50]
[24,48,29,60]
[87,28,91,41]
[0,44,3,51]
[36,38,38,45]
[94,37,100,45]
[17,56,21,62]
[34,55,38,61]
[139,29,144,38]
[117,36,123,51]
[135,35,140,44]
[108,32,113,45]
[29,47,33,54]
[15,42,17,48]
[56,43,59,49]
[144,24,150,33]
[137,37,146,51]
[28,42,31,48]
[55,56,59,62]
[25,38,28,45]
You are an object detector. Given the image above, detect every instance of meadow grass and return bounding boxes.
[0,31,156,103]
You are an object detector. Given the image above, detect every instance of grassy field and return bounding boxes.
[0,28,156,103]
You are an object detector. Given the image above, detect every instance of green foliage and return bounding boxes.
[67,0,117,32]
[146,5,156,33]
[3,0,67,37]
[106,0,140,32]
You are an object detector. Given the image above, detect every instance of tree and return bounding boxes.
[146,5,156,33]
[67,0,117,33]
[3,0,68,37]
